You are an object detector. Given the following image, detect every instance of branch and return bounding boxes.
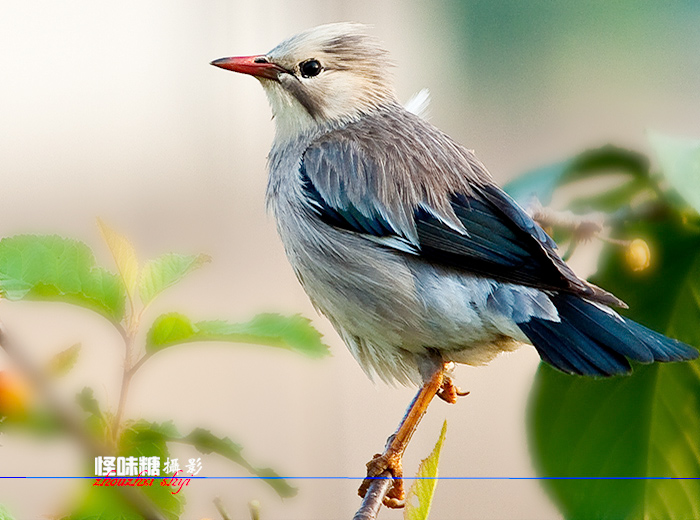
[126,351,153,378]
[113,327,143,441]
[352,471,393,520]
[527,197,605,241]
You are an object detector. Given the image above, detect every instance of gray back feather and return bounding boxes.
[301,105,492,244]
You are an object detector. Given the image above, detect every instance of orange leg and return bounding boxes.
[358,363,467,508]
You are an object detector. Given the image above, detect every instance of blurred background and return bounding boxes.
[1,1,699,519]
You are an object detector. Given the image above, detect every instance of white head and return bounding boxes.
[212,23,399,140]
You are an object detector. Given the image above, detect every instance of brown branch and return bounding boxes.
[0,316,167,520]
[126,351,153,378]
[352,471,392,520]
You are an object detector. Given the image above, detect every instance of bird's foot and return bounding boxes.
[357,364,453,509]
[358,450,406,508]
[437,374,469,404]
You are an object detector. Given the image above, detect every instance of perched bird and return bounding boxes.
[212,23,698,506]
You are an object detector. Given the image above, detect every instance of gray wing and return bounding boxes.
[299,112,623,307]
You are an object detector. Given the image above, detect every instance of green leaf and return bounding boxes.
[145,313,196,349]
[529,217,700,519]
[117,422,296,499]
[567,177,649,214]
[76,387,107,436]
[0,235,125,320]
[76,387,103,420]
[66,421,185,520]
[0,408,62,437]
[569,145,649,180]
[145,312,330,358]
[504,160,571,206]
[47,343,81,377]
[119,420,181,459]
[64,487,146,520]
[117,421,185,520]
[404,420,447,520]
[139,253,211,306]
[98,219,139,310]
[178,427,297,498]
[0,504,16,520]
[505,145,650,206]
[649,132,700,214]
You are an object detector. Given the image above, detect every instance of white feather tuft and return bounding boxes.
[404,88,431,119]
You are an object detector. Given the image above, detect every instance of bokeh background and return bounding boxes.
[1,1,699,519]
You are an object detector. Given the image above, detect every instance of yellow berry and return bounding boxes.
[0,370,33,417]
[626,239,651,272]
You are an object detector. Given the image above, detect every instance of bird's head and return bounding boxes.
[212,23,398,140]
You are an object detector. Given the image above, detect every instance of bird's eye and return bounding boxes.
[299,59,322,78]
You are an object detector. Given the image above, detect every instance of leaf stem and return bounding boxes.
[113,327,138,443]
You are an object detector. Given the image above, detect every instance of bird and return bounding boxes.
[211,23,698,507]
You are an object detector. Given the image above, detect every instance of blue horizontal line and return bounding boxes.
[1,476,700,480]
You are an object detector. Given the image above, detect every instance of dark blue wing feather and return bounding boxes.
[299,121,620,304]
[300,162,399,239]
[519,293,698,376]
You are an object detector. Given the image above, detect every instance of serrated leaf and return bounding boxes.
[139,253,210,306]
[47,343,81,377]
[649,132,700,214]
[404,420,447,520]
[97,219,139,308]
[145,312,330,358]
[119,420,180,460]
[117,421,185,520]
[145,313,196,349]
[0,235,125,320]
[529,217,700,519]
[180,427,296,498]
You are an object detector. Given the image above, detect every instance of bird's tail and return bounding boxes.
[518,293,698,376]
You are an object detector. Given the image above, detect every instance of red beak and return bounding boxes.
[210,55,285,80]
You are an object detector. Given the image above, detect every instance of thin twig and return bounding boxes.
[112,328,137,442]
[527,197,605,241]
[126,351,153,378]
[352,471,392,520]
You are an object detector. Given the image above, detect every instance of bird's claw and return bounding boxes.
[437,375,470,404]
[358,452,406,508]
[358,368,466,509]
